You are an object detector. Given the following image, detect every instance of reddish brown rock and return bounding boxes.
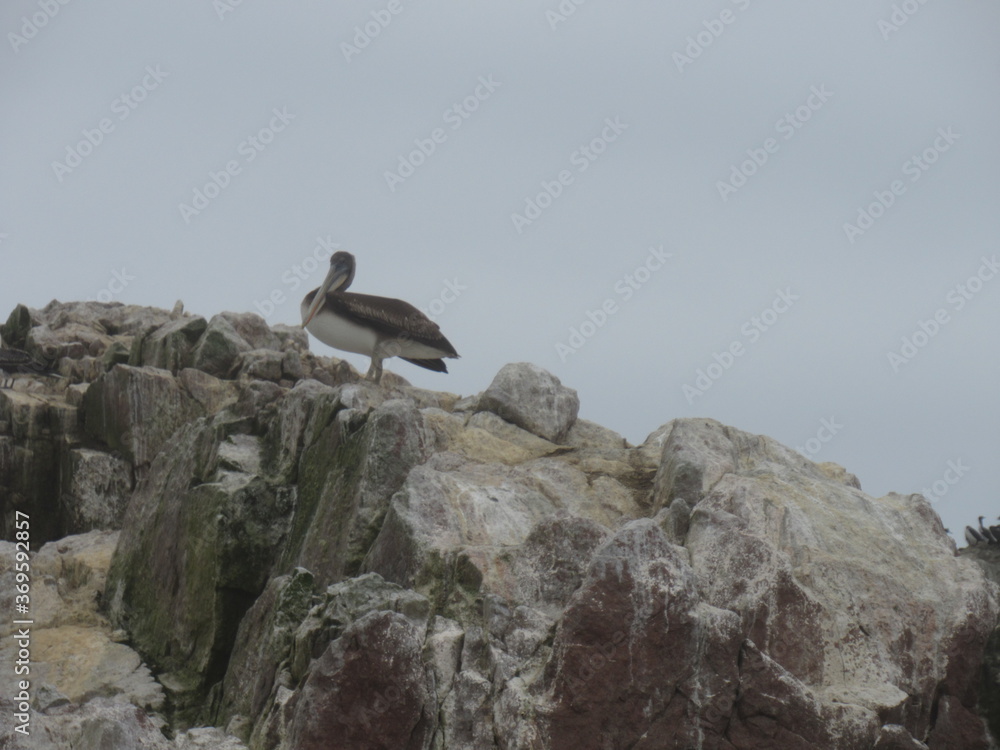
[284,611,435,750]
[540,519,743,750]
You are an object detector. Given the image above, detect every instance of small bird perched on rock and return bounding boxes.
[0,336,58,388]
[964,516,1000,547]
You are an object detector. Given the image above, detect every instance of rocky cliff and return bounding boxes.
[1,300,998,750]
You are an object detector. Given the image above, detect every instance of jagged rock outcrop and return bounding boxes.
[2,300,999,749]
[0,531,247,749]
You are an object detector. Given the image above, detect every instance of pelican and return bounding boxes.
[0,336,56,388]
[301,251,459,383]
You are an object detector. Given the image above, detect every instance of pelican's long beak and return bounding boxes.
[302,260,350,327]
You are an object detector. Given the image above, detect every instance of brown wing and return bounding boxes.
[329,292,459,357]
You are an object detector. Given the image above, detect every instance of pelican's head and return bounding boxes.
[302,251,356,327]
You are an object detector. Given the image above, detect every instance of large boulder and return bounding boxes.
[192,315,253,378]
[82,364,200,469]
[654,418,996,748]
[476,362,580,443]
[134,315,208,372]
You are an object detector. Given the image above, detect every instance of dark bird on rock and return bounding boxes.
[979,516,997,544]
[0,337,58,388]
[301,251,459,384]
[966,525,986,546]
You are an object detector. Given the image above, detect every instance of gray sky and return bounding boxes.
[3,1,999,543]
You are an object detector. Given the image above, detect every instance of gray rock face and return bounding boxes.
[0,533,246,750]
[3,301,998,749]
[105,418,295,725]
[136,314,208,372]
[83,364,200,469]
[192,314,254,378]
[60,448,133,533]
[477,361,580,443]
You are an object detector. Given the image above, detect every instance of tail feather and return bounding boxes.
[401,357,448,373]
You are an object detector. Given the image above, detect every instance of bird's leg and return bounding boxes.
[366,341,392,384]
[365,356,383,384]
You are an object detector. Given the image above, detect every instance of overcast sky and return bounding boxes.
[3,1,998,544]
